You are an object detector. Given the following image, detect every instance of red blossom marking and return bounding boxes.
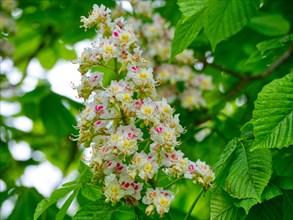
[155,126,163,133]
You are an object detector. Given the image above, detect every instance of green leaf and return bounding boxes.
[248,13,290,37]
[235,198,258,215]
[210,188,244,220]
[177,0,208,19]
[213,139,237,185]
[34,185,77,220]
[8,187,44,220]
[55,187,81,220]
[240,121,254,140]
[204,0,259,50]
[81,185,101,201]
[247,34,293,64]
[40,92,77,139]
[246,195,283,220]
[256,34,293,53]
[275,176,293,190]
[252,73,293,150]
[37,48,58,69]
[73,201,111,220]
[224,140,272,201]
[261,184,283,202]
[171,12,205,60]
[273,147,293,177]
[78,160,93,183]
[283,190,293,220]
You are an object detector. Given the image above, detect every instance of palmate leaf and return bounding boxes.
[224,140,272,201]
[210,188,244,220]
[252,73,293,150]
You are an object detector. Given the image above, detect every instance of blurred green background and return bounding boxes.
[0,0,292,219]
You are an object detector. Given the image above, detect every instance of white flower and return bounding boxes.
[142,187,174,217]
[104,174,125,203]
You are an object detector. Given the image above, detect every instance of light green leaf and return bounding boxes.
[204,0,259,50]
[252,73,293,150]
[37,48,58,70]
[224,140,272,201]
[81,185,101,201]
[78,160,93,183]
[213,139,237,185]
[210,188,244,220]
[171,12,205,60]
[248,13,290,37]
[34,185,77,220]
[261,184,283,202]
[55,187,81,220]
[177,0,208,19]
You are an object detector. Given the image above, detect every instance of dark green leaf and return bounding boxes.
[248,13,290,37]
[246,195,283,220]
[40,92,77,139]
[283,190,293,220]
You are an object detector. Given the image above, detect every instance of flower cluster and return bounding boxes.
[112,1,214,110]
[0,0,17,58]
[74,4,215,217]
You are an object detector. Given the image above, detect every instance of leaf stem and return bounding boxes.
[183,188,204,220]
[163,177,184,189]
[114,58,119,80]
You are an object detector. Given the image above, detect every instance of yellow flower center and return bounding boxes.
[105,45,113,53]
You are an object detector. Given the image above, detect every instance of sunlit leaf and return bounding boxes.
[81,185,101,202]
[252,73,293,149]
[177,0,208,19]
[171,12,205,60]
[204,0,259,50]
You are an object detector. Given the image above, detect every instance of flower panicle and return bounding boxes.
[74,4,215,217]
